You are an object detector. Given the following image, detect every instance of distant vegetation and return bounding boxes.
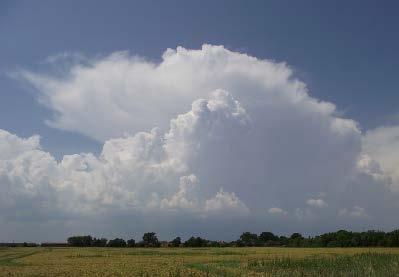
[63,229,399,248]
[4,229,399,248]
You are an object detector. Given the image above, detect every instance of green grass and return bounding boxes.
[0,250,40,267]
[247,253,399,276]
[126,248,244,256]
[186,260,240,277]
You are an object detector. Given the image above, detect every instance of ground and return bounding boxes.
[1,247,399,276]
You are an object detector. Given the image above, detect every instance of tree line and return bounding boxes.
[64,229,399,248]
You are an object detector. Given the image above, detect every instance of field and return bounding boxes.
[1,247,399,276]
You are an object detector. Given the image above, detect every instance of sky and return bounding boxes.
[1,0,399,242]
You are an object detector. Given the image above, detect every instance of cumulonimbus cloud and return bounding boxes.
[0,91,250,217]
[3,45,399,239]
[362,125,399,190]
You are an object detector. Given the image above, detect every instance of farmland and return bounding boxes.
[1,247,399,276]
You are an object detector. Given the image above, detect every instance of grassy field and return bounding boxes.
[1,247,399,276]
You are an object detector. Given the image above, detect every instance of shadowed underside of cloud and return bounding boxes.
[2,45,399,240]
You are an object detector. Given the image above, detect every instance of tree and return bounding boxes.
[127,239,136,247]
[63,229,399,249]
[170,237,181,247]
[184,236,208,247]
[67,235,93,247]
[92,238,107,247]
[142,232,160,247]
[336,230,352,247]
[259,232,278,243]
[278,236,289,246]
[289,233,304,247]
[239,232,259,246]
[290,233,304,240]
[388,230,399,247]
[107,238,126,247]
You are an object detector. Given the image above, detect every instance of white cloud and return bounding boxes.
[4,44,399,239]
[306,198,328,208]
[160,175,199,211]
[268,207,287,215]
[0,130,41,159]
[362,126,399,190]
[0,90,250,218]
[19,45,356,142]
[204,189,250,216]
[339,206,367,218]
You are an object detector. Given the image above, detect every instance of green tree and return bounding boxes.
[170,237,181,247]
[184,236,208,247]
[67,235,93,247]
[289,233,304,247]
[239,232,259,246]
[92,238,107,247]
[259,232,278,243]
[127,239,136,247]
[142,232,160,247]
[107,238,126,247]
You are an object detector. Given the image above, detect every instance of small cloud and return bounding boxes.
[306,198,328,208]
[204,188,249,216]
[42,52,87,64]
[268,207,287,215]
[339,206,367,218]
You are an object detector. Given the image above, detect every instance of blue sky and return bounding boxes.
[1,1,399,241]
